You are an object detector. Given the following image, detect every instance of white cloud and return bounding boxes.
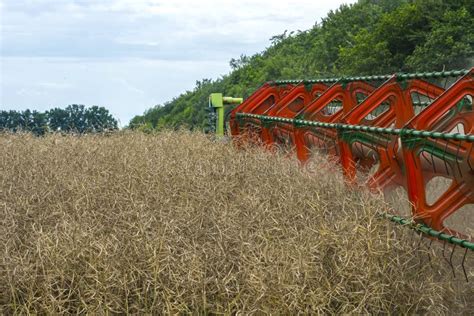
[1,0,357,124]
[2,0,355,60]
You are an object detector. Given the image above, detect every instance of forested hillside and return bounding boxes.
[129,0,474,130]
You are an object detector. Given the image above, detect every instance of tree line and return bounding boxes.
[0,104,118,135]
[129,0,474,130]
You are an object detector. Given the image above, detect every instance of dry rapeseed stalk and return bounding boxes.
[0,131,471,314]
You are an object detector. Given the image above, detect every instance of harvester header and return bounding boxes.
[209,68,474,254]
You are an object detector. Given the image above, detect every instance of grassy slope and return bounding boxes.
[129,0,473,130]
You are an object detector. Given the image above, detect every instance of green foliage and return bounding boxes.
[406,7,474,71]
[130,0,474,130]
[0,105,118,135]
[47,105,118,133]
[0,110,48,135]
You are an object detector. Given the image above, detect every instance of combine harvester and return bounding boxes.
[209,69,474,277]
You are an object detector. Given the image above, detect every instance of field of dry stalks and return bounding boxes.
[0,131,472,314]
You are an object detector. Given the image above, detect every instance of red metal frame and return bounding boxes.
[230,69,474,239]
[402,70,474,237]
[339,78,445,189]
[229,83,293,140]
[294,81,375,162]
[261,83,329,149]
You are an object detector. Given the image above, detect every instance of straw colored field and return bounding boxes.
[0,131,472,314]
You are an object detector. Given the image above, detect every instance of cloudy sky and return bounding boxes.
[1,0,355,126]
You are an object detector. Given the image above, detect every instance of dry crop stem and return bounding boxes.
[0,131,471,314]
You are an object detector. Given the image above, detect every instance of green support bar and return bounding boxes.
[383,213,474,251]
[273,69,470,86]
[236,113,474,142]
[209,93,243,136]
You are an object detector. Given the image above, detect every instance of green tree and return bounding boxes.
[406,7,474,71]
[1,105,117,135]
[47,107,69,132]
[0,110,47,135]
[85,106,118,132]
[47,105,117,133]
